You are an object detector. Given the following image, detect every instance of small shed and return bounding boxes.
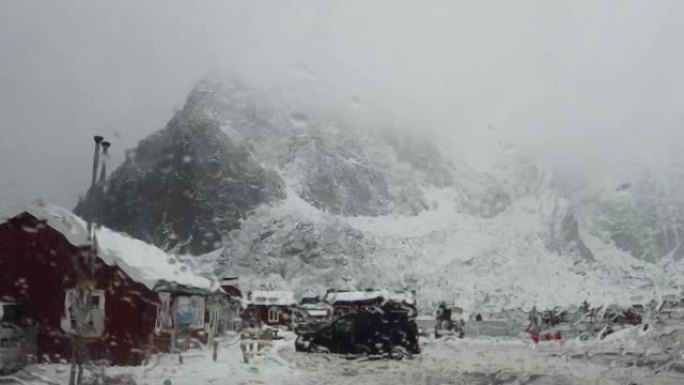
[242,290,296,328]
[0,202,228,366]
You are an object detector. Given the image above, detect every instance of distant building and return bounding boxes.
[242,290,296,328]
[0,202,232,366]
[296,295,333,322]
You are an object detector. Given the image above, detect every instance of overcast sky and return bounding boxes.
[1,0,683,209]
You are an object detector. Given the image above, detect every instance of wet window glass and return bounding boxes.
[1,1,683,384]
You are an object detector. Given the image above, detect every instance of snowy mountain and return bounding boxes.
[75,85,284,254]
[77,77,684,311]
[583,170,684,263]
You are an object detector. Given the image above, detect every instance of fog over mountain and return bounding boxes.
[2,0,684,209]
[73,76,684,310]
[3,1,684,308]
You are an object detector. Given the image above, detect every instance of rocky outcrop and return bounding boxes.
[383,131,454,188]
[594,175,684,262]
[278,127,428,216]
[457,175,511,219]
[548,205,595,262]
[74,85,284,255]
[211,195,380,292]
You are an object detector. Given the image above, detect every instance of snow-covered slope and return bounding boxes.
[80,76,684,311]
[213,184,681,311]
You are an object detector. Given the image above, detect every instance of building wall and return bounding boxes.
[242,305,293,328]
[0,213,158,366]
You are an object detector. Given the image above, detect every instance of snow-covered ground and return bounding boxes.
[6,326,684,385]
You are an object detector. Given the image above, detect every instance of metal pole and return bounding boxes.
[68,352,77,385]
[99,141,111,184]
[213,340,218,362]
[71,135,106,385]
[91,136,103,188]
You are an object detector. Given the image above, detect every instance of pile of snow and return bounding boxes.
[19,334,300,385]
[1,202,219,292]
[19,329,684,384]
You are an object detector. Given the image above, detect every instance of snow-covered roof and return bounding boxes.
[0,202,220,292]
[220,277,240,286]
[248,290,296,306]
[303,309,329,317]
[324,290,416,306]
[299,302,329,310]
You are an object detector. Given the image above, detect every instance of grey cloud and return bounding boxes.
[1,0,683,207]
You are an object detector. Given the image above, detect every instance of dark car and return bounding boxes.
[295,311,420,358]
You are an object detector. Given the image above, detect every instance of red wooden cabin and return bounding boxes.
[241,290,296,328]
[0,202,227,366]
[324,289,417,319]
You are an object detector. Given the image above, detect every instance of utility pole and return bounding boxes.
[69,135,111,385]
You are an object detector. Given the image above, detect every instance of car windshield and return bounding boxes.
[2,1,684,384]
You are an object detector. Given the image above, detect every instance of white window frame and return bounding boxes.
[268,307,280,323]
[207,308,220,335]
[155,292,173,331]
[62,288,105,337]
[191,296,205,328]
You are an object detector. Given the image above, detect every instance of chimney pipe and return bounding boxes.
[99,141,111,184]
[91,136,104,188]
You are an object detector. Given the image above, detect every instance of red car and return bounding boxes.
[526,328,562,344]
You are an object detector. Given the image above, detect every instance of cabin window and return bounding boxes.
[174,296,205,329]
[208,308,220,335]
[61,288,105,337]
[268,307,280,323]
[155,292,173,331]
[191,296,205,328]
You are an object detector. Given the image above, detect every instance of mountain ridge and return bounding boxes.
[75,77,684,310]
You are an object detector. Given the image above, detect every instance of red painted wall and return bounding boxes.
[242,305,293,328]
[0,213,159,366]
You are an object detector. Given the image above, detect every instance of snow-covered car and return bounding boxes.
[295,312,420,358]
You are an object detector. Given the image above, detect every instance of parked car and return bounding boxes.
[295,312,420,359]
